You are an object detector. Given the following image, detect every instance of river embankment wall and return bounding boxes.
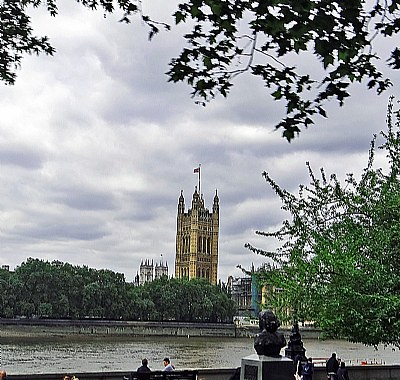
[5,365,400,380]
[0,318,321,339]
[0,318,235,339]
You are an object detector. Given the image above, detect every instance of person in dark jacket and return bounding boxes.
[294,354,304,379]
[302,357,314,380]
[337,362,350,380]
[326,353,339,379]
[137,358,151,372]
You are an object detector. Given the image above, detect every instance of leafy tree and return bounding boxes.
[143,276,174,321]
[1,258,235,322]
[1,1,400,140]
[0,268,15,318]
[246,98,400,347]
[142,277,236,322]
[38,302,53,317]
[168,0,397,140]
[124,284,152,320]
[13,258,52,316]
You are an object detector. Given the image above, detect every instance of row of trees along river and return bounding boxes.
[0,258,236,322]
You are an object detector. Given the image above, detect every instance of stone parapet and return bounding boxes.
[4,365,400,380]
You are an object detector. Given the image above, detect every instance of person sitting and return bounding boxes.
[163,357,174,372]
[137,358,151,380]
[137,358,151,373]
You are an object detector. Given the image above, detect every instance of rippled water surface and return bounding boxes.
[1,336,399,375]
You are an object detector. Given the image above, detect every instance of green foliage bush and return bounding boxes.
[248,98,400,347]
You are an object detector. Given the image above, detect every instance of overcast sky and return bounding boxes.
[0,1,398,282]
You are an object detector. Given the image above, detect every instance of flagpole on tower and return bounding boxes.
[199,164,201,195]
[194,164,201,194]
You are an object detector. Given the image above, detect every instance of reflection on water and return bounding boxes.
[1,336,399,375]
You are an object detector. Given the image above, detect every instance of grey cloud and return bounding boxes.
[0,145,45,169]
[15,222,107,241]
[222,205,285,237]
[53,188,117,211]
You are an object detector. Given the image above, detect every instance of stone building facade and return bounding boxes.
[175,187,219,285]
[137,259,168,285]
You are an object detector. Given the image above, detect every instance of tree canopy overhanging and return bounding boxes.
[1,0,400,140]
[246,97,400,347]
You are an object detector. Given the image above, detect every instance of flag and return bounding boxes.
[194,167,200,173]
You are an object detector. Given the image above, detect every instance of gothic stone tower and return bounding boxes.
[139,259,154,285]
[175,187,219,285]
[155,259,168,279]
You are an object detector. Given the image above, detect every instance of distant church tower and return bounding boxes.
[175,187,219,285]
[139,259,154,285]
[155,259,168,279]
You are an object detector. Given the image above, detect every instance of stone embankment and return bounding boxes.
[0,318,234,339]
[0,318,321,340]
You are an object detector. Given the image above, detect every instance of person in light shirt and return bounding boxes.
[163,357,174,371]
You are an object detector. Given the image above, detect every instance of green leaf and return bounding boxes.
[174,11,186,24]
[323,54,334,69]
[203,56,213,69]
[210,3,223,16]
[272,90,283,100]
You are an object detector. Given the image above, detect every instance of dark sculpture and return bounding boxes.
[284,323,307,361]
[253,310,286,357]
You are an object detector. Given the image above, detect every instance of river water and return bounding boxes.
[0,336,399,375]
